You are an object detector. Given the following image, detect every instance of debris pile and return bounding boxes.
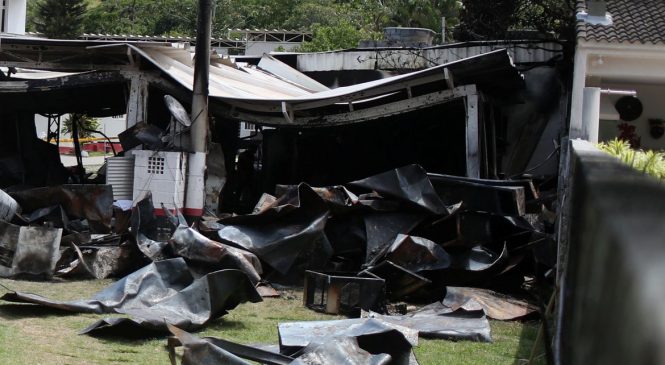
[0,163,553,363]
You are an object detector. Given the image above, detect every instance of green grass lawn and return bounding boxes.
[0,278,544,365]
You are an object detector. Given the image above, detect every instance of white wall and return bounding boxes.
[245,41,301,55]
[4,0,26,34]
[598,83,665,150]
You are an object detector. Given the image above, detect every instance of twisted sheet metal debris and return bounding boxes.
[366,309,492,342]
[171,224,263,284]
[217,184,333,275]
[9,184,114,232]
[349,164,451,215]
[167,318,418,365]
[1,258,261,334]
[441,286,537,320]
[0,220,62,278]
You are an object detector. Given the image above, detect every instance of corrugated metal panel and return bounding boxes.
[257,54,329,92]
[129,44,522,122]
[296,42,564,72]
[106,156,135,200]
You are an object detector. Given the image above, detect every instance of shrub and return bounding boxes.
[597,138,665,180]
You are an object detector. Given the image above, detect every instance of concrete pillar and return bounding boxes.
[582,87,601,143]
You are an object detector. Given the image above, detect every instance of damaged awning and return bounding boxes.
[0,35,524,127]
[123,45,523,118]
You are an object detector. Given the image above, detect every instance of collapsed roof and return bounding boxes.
[0,36,524,126]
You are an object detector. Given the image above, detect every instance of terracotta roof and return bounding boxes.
[577,0,665,44]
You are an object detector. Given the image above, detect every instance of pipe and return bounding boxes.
[185,0,213,220]
[600,89,637,96]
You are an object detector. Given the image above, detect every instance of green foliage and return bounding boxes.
[82,0,198,36]
[33,0,87,39]
[25,0,571,45]
[62,114,101,139]
[386,0,461,36]
[458,0,574,40]
[597,138,665,180]
[298,21,381,52]
[515,0,576,39]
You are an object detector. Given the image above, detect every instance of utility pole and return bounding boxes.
[185,0,212,220]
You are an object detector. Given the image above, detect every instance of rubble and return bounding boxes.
[0,163,549,361]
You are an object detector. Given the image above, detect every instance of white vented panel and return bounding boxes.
[132,150,187,210]
[106,155,135,200]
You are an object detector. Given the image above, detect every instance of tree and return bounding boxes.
[515,0,576,40]
[457,0,519,40]
[62,114,100,139]
[457,0,575,41]
[34,0,87,39]
[298,21,381,52]
[385,0,461,37]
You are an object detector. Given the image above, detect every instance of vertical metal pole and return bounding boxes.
[185,0,212,219]
[441,17,446,44]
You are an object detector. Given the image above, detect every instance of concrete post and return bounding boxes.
[185,0,213,219]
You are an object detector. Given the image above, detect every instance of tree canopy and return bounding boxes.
[33,0,87,39]
[26,0,573,51]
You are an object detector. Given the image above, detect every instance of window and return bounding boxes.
[147,156,165,175]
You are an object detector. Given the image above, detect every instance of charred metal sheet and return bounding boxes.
[428,173,538,203]
[428,174,526,216]
[161,202,188,228]
[280,318,416,353]
[15,205,59,224]
[427,245,511,287]
[252,193,277,214]
[118,122,165,151]
[303,270,385,315]
[349,165,451,215]
[449,245,509,272]
[137,233,170,261]
[0,220,62,278]
[2,258,193,313]
[364,212,426,265]
[131,192,175,261]
[455,212,536,248]
[171,224,262,284]
[217,184,332,275]
[255,282,280,298]
[0,189,19,221]
[382,234,451,272]
[441,287,537,320]
[280,318,418,365]
[168,324,294,365]
[1,258,262,334]
[360,261,431,301]
[167,319,417,365]
[290,336,393,365]
[367,308,492,342]
[167,323,253,365]
[10,184,114,232]
[273,184,360,212]
[324,212,367,258]
[56,239,141,279]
